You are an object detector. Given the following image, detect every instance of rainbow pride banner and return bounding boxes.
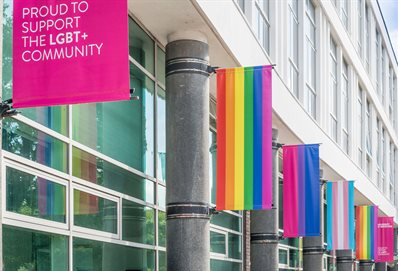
[216,66,272,210]
[356,206,378,260]
[283,144,320,237]
[376,216,394,263]
[326,181,355,250]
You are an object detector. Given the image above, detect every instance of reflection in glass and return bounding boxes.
[158,211,166,247]
[129,17,154,74]
[3,226,68,271]
[159,251,166,271]
[211,212,241,232]
[210,259,241,271]
[210,231,226,254]
[6,167,66,223]
[158,185,166,209]
[228,233,242,259]
[157,47,166,85]
[72,147,154,204]
[122,199,154,245]
[73,190,117,234]
[72,63,154,176]
[157,87,166,181]
[73,237,155,271]
[279,249,288,264]
[2,119,68,173]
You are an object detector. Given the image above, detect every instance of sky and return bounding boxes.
[378,0,398,56]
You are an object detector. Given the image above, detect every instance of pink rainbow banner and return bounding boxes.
[376,216,394,263]
[13,0,130,108]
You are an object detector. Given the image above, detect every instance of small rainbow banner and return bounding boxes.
[356,206,378,260]
[326,181,355,250]
[216,66,272,210]
[283,144,320,237]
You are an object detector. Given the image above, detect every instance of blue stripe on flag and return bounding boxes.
[253,67,262,209]
[326,182,333,250]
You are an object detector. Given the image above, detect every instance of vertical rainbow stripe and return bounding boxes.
[283,144,320,237]
[216,66,272,210]
[326,181,355,250]
[356,206,378,260]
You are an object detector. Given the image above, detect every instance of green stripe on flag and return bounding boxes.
[244,67,254,209]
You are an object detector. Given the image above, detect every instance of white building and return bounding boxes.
[0,0,397,270]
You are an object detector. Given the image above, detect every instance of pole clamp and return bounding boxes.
[359,260,374,266]
[336,256,354,263]
[166,57,213,77]
[251,233,281,244]
[272,142,284,150]
[166,202,212,220]
[303,246,325,255]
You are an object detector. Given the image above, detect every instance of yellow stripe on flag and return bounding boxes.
[234,67,245,210]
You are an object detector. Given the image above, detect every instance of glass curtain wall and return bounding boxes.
[1,2,243,269]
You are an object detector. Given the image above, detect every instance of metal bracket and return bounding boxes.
[320,179,327,186]
[273,142,284,150]
[130,88,139,101]
[0,99,19,119]
[359,260,374,266]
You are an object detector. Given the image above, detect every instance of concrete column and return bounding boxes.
[336,249,354,271]
[165,31,210,271]
[303,169,324,271]
[375,262,387,271]
[250,129,279,271]
[303,236,324,271]
[359,260,374,271]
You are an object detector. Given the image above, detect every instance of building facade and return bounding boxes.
[0,0,397,270]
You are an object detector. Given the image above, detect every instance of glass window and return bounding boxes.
[254,3,270,53]
[228,234,242,259]
[340,0,348,29]
[210,231,226,254]
[209,130,217,205]
[73,189,117,234]
[157,47,166,85]
[342,60,349,153]
[211,212,241,232]
[158,185,166,209]
[72,63,155,176]
[1,0,68,136]
[73,237,155,271]
[129,17,154,74]
[122,199,155,245]
[158,210,166,247]
[157,87,166,181]
[329,39,338,141]
[2,0,12,102]
[365,5,370,71]
[159,251,167,271]
[288,0,299,98]
[72,147,155,204]
[3,226,68,271]
[279,249,288,265]
[305,0,316,118]
[358,87,363,166]
[6,167,66,223]
[358,0,363,55]
[2,119,68,173]
[210,259,241,271]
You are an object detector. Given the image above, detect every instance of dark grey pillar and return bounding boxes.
[165,33,210,271]
[250,129,279,271]
[336,249,354,271]
[303,169,324,271]
[359,260,374,271]
[376,263,387,271]
[303,236,324,270]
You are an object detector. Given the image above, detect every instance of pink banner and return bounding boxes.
[376,216,394,263]
[13,0,130,108]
